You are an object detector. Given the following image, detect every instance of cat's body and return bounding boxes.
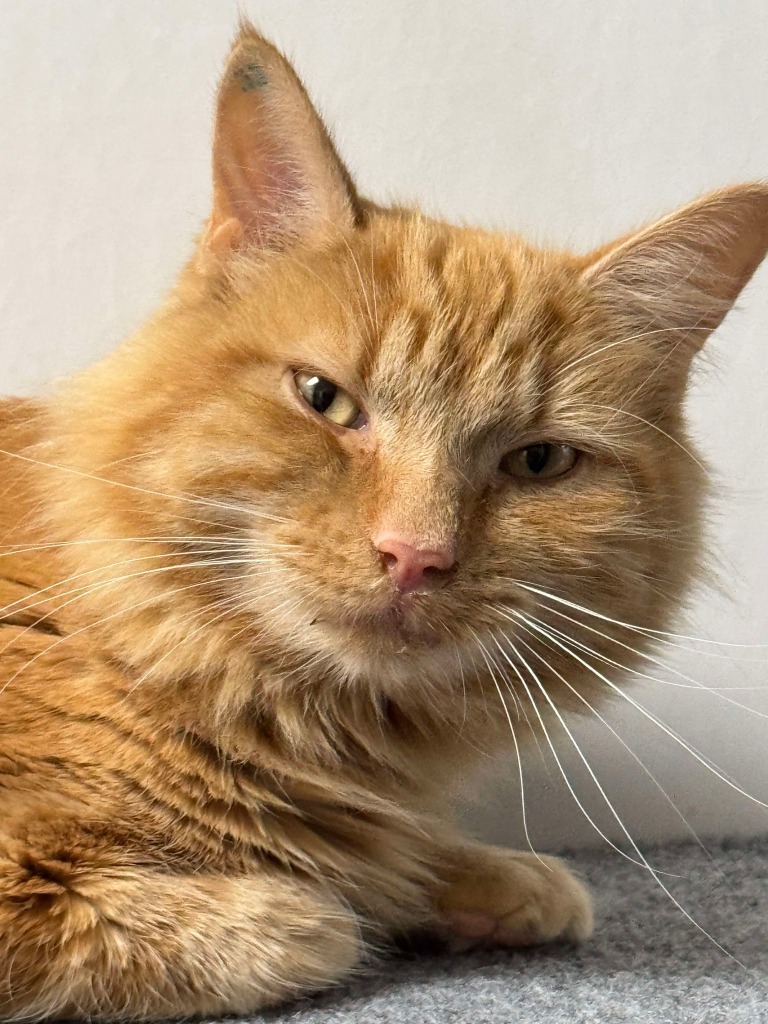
[1,23,767,1021]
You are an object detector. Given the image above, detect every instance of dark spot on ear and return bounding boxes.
[234,62,268,92]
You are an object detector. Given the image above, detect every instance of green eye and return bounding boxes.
[294,371,365,429]
[501,443,579,481]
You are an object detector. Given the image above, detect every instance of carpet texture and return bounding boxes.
[238,839,768,1024]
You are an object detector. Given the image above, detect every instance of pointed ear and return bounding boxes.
[581,184,768,358]
[202,22,362,257]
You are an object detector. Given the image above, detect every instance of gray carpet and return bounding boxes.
[242,839,768,1024]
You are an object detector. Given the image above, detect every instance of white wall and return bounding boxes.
[1,0,767,851]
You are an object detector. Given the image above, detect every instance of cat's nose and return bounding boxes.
[373,534,455,593]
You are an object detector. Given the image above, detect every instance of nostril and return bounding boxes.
[422,562,452,580]
[378,549,399,573]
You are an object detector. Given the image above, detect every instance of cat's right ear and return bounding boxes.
[200,22,362,260]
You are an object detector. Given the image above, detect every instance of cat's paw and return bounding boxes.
[435,846,593,950]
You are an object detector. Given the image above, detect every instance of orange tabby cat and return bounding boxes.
[0,22,767,1021]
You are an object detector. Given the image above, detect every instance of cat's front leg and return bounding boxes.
[431,841,593,950]
[0,841,363,1022]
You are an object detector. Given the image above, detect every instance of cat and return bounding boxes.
[0,20,766,1021]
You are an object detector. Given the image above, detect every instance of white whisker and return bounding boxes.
[491,631,664,873]
[495,627,750,963]
[523,608,768,722]
[467,625,546,867]
[510,611,768,814]
[510,612,717,862]
[0,570,267,699]
[0,446,293,525]
[505,579,768,650]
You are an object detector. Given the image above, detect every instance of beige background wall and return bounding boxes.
[1,0,767,850]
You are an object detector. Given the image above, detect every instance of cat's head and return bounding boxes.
[47,25,768,706]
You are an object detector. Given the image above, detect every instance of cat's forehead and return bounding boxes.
[358,217,587,432]
[248,215,595,441]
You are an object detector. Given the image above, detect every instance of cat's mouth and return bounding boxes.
[314,593,447,649]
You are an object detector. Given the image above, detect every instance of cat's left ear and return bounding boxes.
[581,183,768,361]
[201,22,362,258]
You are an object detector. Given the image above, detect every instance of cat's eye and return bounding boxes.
[293,371,365,429]
[501,443,580,481]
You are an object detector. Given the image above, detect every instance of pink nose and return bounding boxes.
[373,534,456,593]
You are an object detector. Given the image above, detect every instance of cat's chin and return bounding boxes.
[301,597,463,686]
[325,595,446,647]
[320,624,460,689]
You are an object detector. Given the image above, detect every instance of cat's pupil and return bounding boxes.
[306,376,337,413]
[524,444,551,474]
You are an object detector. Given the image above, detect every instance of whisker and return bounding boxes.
[581,403,709,474]
[337,231,376,332]
[486,633,547,768]
[0,446,293,525]
[0,548,261,620]
[480,631,524,721]
[368,230,380,336]
[500,623,746,959]
[466,625,546,867]
[0,559,284,666]
[505,578,768,650]
[510,612,718,862]
[510,611,768,814]
[120,583,291,701]
[491,630,665,873]
[0,536,250,558]
[556,324,711,379]
[523,608,768,723]
[527,601,768,688]
[600,336,691,432]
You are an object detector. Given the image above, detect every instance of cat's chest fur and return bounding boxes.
[0,626,444,928]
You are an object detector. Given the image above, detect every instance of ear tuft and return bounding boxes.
[582,183,768,357]
[203,21,361,258]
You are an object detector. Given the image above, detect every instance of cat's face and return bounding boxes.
[81,214,695,693]
[48,27,768,700]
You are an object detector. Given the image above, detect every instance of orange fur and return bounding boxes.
[1,22,767,1020]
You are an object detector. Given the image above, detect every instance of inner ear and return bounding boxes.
[204,22,362,256]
